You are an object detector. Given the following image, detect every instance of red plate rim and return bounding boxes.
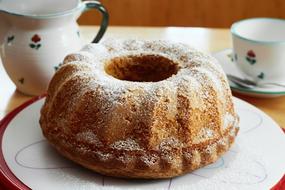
[0,94,284,190]
[0,94,46,190]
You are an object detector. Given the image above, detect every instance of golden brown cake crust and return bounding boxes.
[40,39,239,179]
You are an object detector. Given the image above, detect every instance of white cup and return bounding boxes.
[231,18,285,83]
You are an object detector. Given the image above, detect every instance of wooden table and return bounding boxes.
[0,26,285,129]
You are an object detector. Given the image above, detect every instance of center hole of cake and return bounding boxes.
[105,55,179,82]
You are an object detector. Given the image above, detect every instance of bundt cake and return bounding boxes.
[40,39,239,179]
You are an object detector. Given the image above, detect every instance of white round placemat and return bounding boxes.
[2,97,285,190]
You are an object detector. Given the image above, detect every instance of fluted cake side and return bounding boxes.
[40,39,239,178]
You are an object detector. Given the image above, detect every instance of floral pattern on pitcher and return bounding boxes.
[29,34,41,50]
[7,35,15,45]
[54,62,64,71]
[246,50,256,65]
[18,77,24,84]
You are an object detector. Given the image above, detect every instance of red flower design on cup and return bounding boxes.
[246,50,256,65]
[31,34,41,43]
[247,50,256,58]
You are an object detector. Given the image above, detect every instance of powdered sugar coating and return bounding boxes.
[111,138,142,151]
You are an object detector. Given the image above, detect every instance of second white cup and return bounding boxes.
[231,18,285,83]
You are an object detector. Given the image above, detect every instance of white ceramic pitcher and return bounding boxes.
[0,0,108,95]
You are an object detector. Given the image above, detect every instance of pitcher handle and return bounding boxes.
[82,1,109,43]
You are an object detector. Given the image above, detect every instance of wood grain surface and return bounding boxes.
[78,0,285,27]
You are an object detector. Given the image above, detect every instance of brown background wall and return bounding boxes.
[78,0,285,28]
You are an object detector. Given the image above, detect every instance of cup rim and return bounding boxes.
[231,17,285,44]
[0,0,84,19]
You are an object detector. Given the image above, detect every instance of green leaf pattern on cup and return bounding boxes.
[246,50,256,65]
[227,53,234,62]
[227,52,238,62]
[257,72,265,79]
